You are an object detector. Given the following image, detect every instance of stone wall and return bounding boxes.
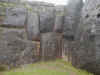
[0,27,40,67]
[77,0,100,74]
[62,0,96,74]
[0,0,99,74]
[0,0,65,41]
[62,0,100,74]
[0,0,65,67]
[40,32,62,60]
[62,38,96,73]
[63,0,83,40]
[0,0,41,67]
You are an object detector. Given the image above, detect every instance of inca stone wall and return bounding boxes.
[78,0,100,74]
[40,32,62,60]
[0,24,40,67]
[27,1,55,33]
[62,0,96,73]
[0,0,65,67]
[24,1,65,41]
[0,0,99,74]
[26,12,40,41]
[62,0,99,74]
[0,0,40,67]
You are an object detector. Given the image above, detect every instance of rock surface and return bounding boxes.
[3,7,27,27]
[1,1,99,74]
[39,7,55,33]
[0,27,39,67]
[26,12,40,41]
[78,0,100,74]
[41,32,62,60]
[54,6,65,33]
[63,0,83,40]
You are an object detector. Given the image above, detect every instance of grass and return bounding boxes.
[2,59,94,75]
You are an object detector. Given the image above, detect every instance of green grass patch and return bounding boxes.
[3,59,94,75]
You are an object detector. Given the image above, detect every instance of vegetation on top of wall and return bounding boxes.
[0,2,32,12]
[0,2,17,7]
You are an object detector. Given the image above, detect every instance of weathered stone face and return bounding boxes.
[26,12,40,41]
[8,0,20,3]
[0,28,39,67]
[26,2,55,33]
[63,0,83,40]
[0,0,9,2]
[3,7,27,27]
[39,7,55,33]
[54,15,64,33]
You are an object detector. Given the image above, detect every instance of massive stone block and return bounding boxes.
[3,7,27,27]
[54,6,65,33]
[8,0,20,3]
[54,15,64,33]
[0,0,21,3]
[63,0,83,40]
[26,1,55,33]
[54,15,63,33]
[39,7,55,33]
[26,12,40,41]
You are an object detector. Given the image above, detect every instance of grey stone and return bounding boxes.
[54,6,65,33]
[8,0,20,3]
[54,15,64,33]
[0,0,9,2]
[3,7,27,27]
[25,1,55,33]
[26,12,40,41]
[39,7,55,33]
[0,28,39,67]
[76,0,100,74]
[41,32,62,60]
[0,0,20,3]
[0,7,6,16]
[63,0,83,40]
